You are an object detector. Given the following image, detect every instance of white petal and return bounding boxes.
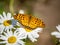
[0,25,5,33]
[33,28,43,33]
[18,33,27,39]
[56,35,60,38]
[6,43,13,45]
[0,35,7,40]
[16,22,21,26]
[11,17,14,19]
[0,41,7,44]
[17,28,26,33]
[7,13,11,19]
[18,40,25,45]
[9,25,14,30]
[5,27,9,31]
[4,32,9,37]
[6,43,10,45]
[28,34,37,42]
[56,25,60,32]
[7,30,12,36]
[0,14,4,20]
[6,41,12,45]
[3,12,7,19]
[14,43,20,45]
[51,32,60,36]
[16,28,27,39]
[0,19,3,23]
[9,30,13,35]
[31,32,39,38]
[19,10,24,14]
[14,30,19,36]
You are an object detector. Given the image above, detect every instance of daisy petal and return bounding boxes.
[14,43,20,45]
[28,34,37,42]
[5,27,9,31]
[56,25,60,32]
[3,12,7,19]
[0,35,7,40]
[0,15,4,20]
[0,19,3,23]
[4,32,9,37]
[33,28,43,33]
[18,40,25,45]
[10,30,13,35]
[7,13,11,19]
[7,30,11,36]
[0,25,5,33]
[18,33,27,39]
[51,32,60,36]
[19,10,24,14]
[31,32,39,38]
[0,41,7,44]
[56,35,60,38]
[6,43,10,45]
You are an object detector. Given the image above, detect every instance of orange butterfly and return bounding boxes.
[13,14,45,29]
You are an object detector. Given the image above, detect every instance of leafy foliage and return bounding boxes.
[25,38,35,45]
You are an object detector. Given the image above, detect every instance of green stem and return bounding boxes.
[9,0,14,15]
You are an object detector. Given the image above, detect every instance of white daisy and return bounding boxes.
[17,27,43,42]
[0,30,25,45]
[51,25,60,41]
[0,12,14,33]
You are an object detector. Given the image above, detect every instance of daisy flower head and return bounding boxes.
[0,12,14,33]
[17,27,43,42]
[51,25,60,41]
[0,29,25,45]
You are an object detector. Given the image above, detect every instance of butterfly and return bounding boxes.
[13,14,45,29]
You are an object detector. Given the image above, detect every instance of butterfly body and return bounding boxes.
[13,14,45,29]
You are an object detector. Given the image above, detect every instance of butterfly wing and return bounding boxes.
[29,16,40,28]
[13,14,30,26]
[13,14,21,20]
[29,16,45,28]
[19,14,30,26]
[38,20,45,28]
[13,14,45,28]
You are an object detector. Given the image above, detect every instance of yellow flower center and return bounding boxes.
[3,20,11,26]
[25,28,32,32]
[8,36,17,44]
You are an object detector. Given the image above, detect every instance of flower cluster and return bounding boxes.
[0,10,43,45]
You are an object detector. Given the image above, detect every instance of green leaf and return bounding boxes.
[14,25,20,28]
[52,36,59,45]
[0,2,4,14]
[25,38,35,45]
